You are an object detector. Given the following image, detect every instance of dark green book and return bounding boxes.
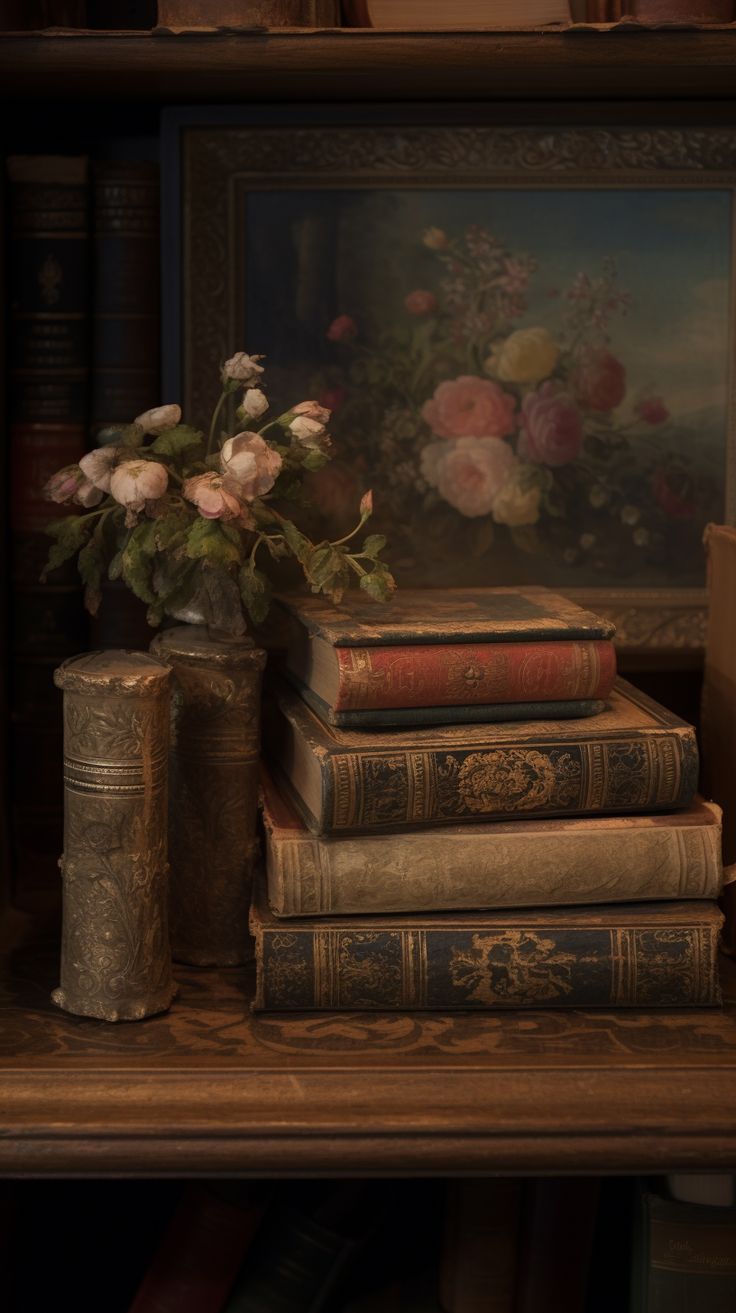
[264,677,699,835]
[632,1184,736,1312]
[290,675,606,729]
[251,885,723,1012]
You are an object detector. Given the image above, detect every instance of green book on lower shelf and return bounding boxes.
[632,1184,736,1312]
[250,883,723,1013]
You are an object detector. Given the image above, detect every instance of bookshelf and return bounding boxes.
[3,26,736,1182]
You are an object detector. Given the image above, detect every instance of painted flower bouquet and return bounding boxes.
[316,223,717,582]
[42,352,395,634]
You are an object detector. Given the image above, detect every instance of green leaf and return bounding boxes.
[152,512,189,553]
[306,543,350,603]
[361,534,387,560]
[282,520,313,568]
[150,424,204,457]
[77,537,104,615]
[147,560,199,626]
[238,561,272,626]
[108,549,124,581]
[121,521,158,604]
[41,516,92,581]
[301,449,329,471]
[185,517,241,568]
[263,535,289,560]
[359,563,397,603]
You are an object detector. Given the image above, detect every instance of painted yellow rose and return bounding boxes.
[486,327,559,386]
[492,466,542,527]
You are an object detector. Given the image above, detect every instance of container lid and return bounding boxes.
[151,625,265,671]
[54,650,172,695]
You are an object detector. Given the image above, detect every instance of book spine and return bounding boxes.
[634,1188,736,1312]
[439,1181,522,1313]
[253,914,722,1011]
[265,813,723,917]
[322,729,699,832]
[90,159,160,648]
[7,155,90,895]
[319,695,607,729]
[128,1186,265,1313]
[157,0,339,24]
[332,640,616,711]
[514,1179,600,1313]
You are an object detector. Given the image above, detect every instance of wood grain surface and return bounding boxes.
[3,30,736,103]
[2,911,736,1175]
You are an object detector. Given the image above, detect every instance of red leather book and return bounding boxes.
[127,1185,267,1313]
[279,586,616,716]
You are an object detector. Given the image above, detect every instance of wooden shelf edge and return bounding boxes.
[3,29,736,101]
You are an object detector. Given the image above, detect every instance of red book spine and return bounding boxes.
[334,639,616,711]
[128,1186,264,1313]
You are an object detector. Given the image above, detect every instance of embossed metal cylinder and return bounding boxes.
[52,651,175,1022]
[151,626,267,966]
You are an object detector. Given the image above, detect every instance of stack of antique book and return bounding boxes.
[254,587,723,1011]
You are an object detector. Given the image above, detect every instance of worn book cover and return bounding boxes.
[291,677,607,728]
[631,1185,736,1313]
[263,678,699,834]
[261,770,722,917]
[251,887,723,1011]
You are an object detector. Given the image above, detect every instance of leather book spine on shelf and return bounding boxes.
[631,1185,736,1312]
[90,158,160,648]
[262,771,723,917]
[6,155,90,900]
[265,678,699,834]
[293,681,607,729]
[439,1180,522,1313]
[156,1,340,27]
[514,1178,601,1313]
[127,1184,267,1313]
[251,888,723,1012]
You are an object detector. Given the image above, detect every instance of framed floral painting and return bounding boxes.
[165,114,736,653]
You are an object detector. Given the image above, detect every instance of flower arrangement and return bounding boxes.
[316,224,717,579]
[42,352,395,634]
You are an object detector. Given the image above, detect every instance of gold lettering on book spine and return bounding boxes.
[52,651,174,1022]
[151,627,266,966]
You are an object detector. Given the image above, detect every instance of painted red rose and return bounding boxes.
[326,314,357,343]
[635,396,670,425]
[404,289,437,315]
[572,350,627,413]
[518,381,583,468]
[652,467,696,519]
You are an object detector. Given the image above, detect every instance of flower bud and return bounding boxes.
[134,404,181,435]
[221,352,265,389]
[293,400,331,425]
[236,387,269,423]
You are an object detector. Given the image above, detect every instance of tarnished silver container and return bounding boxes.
[52,650,175,1021]
[151,626,266,966]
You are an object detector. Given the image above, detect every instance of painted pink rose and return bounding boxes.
[183,472,242,521]
[220,432,282,500]
[326,314,357,343]
[421,375,516,441]
[518,381,583,468]
[404,289,437,316]
[572,350,626,413]
[293,399,331,425]
[432,437,517,519]
[636,396,670,425]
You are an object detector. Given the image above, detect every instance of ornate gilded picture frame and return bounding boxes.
[166,114,736,655]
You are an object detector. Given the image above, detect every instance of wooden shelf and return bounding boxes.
[3,910,736,1176]
[3,28,736,103]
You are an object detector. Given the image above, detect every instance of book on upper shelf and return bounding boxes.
[276,586,616,726]
[342,1,572,28]
[631,1182,736,1312]
[261,768,722,917]
[156,1,340,27]
[263,677,698,835]
[251,884,723,1011]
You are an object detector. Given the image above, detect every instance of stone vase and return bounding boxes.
[151,625,267,966]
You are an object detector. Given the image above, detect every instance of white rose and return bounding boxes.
[419,441,446,489]
[289,415,327,448]
[221,352,265,387]
[134,404,181,435]
[236,388,269,422]
[293,400,331,425]
[79,445,121,493]
[435,437,516,519]
[110,460,169,512]
[221,432,282,500]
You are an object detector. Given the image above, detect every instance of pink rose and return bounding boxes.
[636,396,670,426]
[518,381,583,468]
[183,472,242,521]
[44,465,102,508]
[326,314,357,343]
[427,436,517,519]
[293,399,331,425]
[572,350,626,413]
[421,375,516,441]
[404,289,437,316]
[220,431,282,500]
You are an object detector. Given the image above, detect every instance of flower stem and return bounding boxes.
[206,390,228,458]
[330,513,369,548]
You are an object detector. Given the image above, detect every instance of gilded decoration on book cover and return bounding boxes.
[180,123,736,652]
